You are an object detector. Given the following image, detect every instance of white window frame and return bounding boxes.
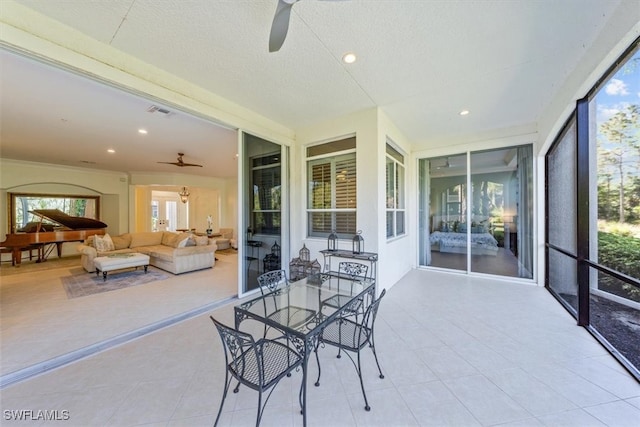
[386,141,406,239]
[306,138,357,238]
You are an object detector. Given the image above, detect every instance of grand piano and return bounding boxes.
[1,209,107,266]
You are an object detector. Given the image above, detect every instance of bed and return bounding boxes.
[429,231,499,256]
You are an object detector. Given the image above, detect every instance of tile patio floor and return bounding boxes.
[1,267,639,426]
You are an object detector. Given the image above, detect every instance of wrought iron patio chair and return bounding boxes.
[321,262,369,314]
[210,316,302,426]
[257,270,317,338]
[320,261,370,357]
[314,288,386,411]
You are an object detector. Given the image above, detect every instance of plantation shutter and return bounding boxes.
[310,162,331,209]
[335,155,356,233]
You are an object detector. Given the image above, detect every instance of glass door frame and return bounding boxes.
[237,131,290,298]
[417,144,536,282]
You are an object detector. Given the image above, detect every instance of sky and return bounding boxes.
[596,50,640,124]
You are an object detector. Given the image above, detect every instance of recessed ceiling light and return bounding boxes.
[459,110,470,116]
[342,52,357,64]
[107,149,115,153]
[138,129,148,134]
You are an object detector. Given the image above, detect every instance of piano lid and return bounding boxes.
[30,209,107,230]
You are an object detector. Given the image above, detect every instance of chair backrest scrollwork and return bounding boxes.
[257,269,289,294]
[339,261,368,281]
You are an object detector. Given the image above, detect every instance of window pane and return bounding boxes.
[308,211,356,237]
[309,212,332,236]
[253,167,281,210]
[386,158,394,208]
[335,156,356,209]
[397,164,405,209]
[396,211,405,235]
[253,212,281,235]
[309,162,331,209]
[335,211,356,234]
[386,211,393,237]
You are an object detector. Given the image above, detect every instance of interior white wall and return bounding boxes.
[0,159,129,238]
[0,159,129,258]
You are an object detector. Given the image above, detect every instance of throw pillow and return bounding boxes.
[103,233,115,251]
[94,234,115,252]
[177,235,190,248]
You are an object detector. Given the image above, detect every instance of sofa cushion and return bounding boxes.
[112,233,131,250]
[130,232,164,248]
[194,235,209,246]
[161,231,179,247]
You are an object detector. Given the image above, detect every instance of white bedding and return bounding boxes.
[430,231,499,255]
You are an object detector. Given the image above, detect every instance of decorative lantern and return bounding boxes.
[299,244,310,262]
[271,241,281,259]
[352,230,364,254]
[327,230,338,252]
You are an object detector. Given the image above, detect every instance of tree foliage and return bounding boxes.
[598,104,640,224]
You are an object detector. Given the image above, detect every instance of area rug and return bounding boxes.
[216,248,237,255]
[61,267,170,299]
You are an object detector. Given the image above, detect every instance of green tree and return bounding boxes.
[599,105,640,223]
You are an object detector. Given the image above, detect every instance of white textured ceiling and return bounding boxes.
[1,0,625,176]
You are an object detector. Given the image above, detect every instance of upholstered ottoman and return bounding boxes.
[93,253,150,281]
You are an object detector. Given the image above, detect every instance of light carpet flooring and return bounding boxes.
[1,268,639,426]
[0,252,238,377]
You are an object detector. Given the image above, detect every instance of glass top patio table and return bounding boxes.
[234,272,376,426]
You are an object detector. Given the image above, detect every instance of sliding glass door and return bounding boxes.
[241,133,288,294]
[419,145,534,279]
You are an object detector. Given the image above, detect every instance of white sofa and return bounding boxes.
[77,231,217,274]
[215,228,235,250]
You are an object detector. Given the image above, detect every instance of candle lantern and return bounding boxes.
[299,244,310,262]
[327,230,338,252]
[352,230,364,254]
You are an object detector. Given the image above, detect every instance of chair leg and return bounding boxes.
[256,390,263,427]
[214,372,232,426]
[370,336,384,379]
[314,344,321,386]
[356,350,371,411]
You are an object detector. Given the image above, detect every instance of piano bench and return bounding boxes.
[1,245,40,266]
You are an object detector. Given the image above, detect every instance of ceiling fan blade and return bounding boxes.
[269,0,297,52]
[180,163,203,167]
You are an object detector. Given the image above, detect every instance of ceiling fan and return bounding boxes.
[157,153,203,168]
[269,0,349,52]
